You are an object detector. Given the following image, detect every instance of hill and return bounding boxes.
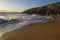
[23,2,60,16]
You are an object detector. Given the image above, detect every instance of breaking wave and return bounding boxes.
[0,13,54,34]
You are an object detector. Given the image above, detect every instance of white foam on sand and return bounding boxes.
[0,13,54,35]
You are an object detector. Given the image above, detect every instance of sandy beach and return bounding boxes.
[2,16,60,40]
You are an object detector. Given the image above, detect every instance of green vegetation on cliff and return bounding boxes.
[23,2,60,16]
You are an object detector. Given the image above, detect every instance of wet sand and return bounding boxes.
[2,16,60,40]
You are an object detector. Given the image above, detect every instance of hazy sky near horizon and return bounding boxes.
[0,0,60,12]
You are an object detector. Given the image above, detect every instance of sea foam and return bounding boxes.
[0,13,54,34]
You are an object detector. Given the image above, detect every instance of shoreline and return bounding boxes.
[0,16,60,40]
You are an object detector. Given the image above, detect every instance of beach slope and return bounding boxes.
[2,16,60,40]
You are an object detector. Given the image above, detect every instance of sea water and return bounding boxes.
[0,13,54,35]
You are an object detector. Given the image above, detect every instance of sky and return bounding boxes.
[0,0,60,12]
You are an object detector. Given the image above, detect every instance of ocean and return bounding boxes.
[0,12,54,35]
